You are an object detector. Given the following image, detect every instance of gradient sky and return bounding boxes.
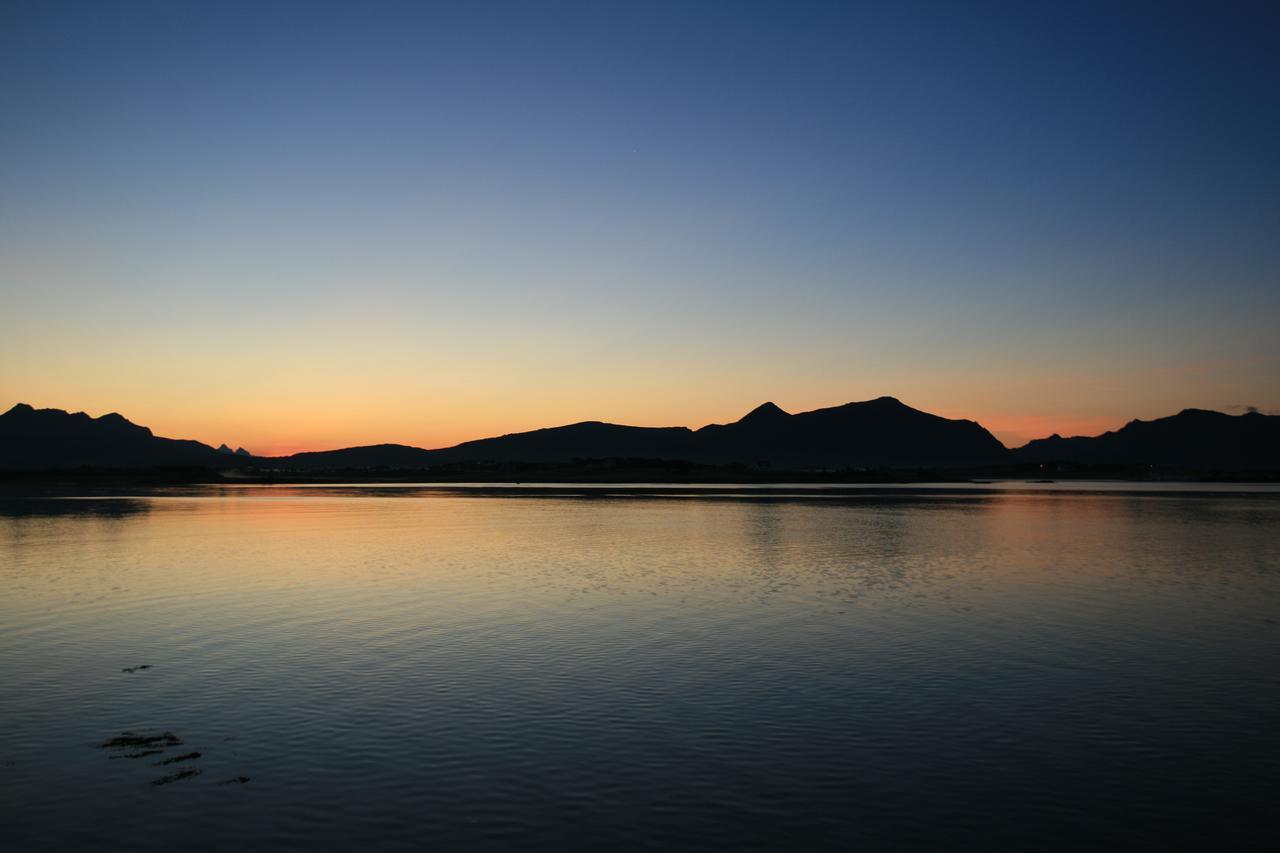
[2,1,1277,454]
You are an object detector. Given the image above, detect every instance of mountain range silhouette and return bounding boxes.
[2,398,1276,472]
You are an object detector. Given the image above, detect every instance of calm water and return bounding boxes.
[2,484,1278,850]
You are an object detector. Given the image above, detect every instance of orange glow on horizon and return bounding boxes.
[70,400,1134,456]
[978,414,1122,450]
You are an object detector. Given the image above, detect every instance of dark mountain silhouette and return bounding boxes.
[0,404,240,470]
[690,396,1007,469]
[5,399,1277,474]
[271,396,1007,470]
[1014,408,1280,470]
[276,422,698,470]
[276,443,436,470]
[736,401,790,425]
[430,421,697,465]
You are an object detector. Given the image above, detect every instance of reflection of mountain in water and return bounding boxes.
[0,497,152,518]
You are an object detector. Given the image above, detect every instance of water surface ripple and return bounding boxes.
[1,485,1278,850]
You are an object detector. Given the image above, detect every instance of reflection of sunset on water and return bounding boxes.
[3,486,1279,848]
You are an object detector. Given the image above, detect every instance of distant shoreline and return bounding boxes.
[2,462,1278,488]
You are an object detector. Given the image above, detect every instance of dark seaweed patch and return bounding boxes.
[151,768,202,786]
[98,727,249,788]
[100,732,182,749]
[109,749,163,760]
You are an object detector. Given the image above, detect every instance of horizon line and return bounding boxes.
[5,397,1269,460]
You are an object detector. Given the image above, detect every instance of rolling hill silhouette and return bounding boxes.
[3,398,1277,473]
[271,397,1006,470]
[689,397,1006,469]
[1012,408,1280,470]
[0,404,238,470]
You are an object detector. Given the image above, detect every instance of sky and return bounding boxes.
[1,1,1277,454]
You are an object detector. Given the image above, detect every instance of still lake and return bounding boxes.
[2,483,1278,850]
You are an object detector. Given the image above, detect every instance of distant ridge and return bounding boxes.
[0,403,236,470]
[688,396,1006,469]
[2,399,1277,472]
[1013,408,1280,470]
[273,397,1006,471]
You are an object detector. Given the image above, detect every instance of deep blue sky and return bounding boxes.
[2,1,1277,451]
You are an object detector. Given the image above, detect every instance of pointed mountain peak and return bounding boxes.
[738,401,790,423]
[235,447,252,457]
[3,403,36,417]
[217,443,235,455]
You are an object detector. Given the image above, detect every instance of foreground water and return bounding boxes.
[2,484,1278,850]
